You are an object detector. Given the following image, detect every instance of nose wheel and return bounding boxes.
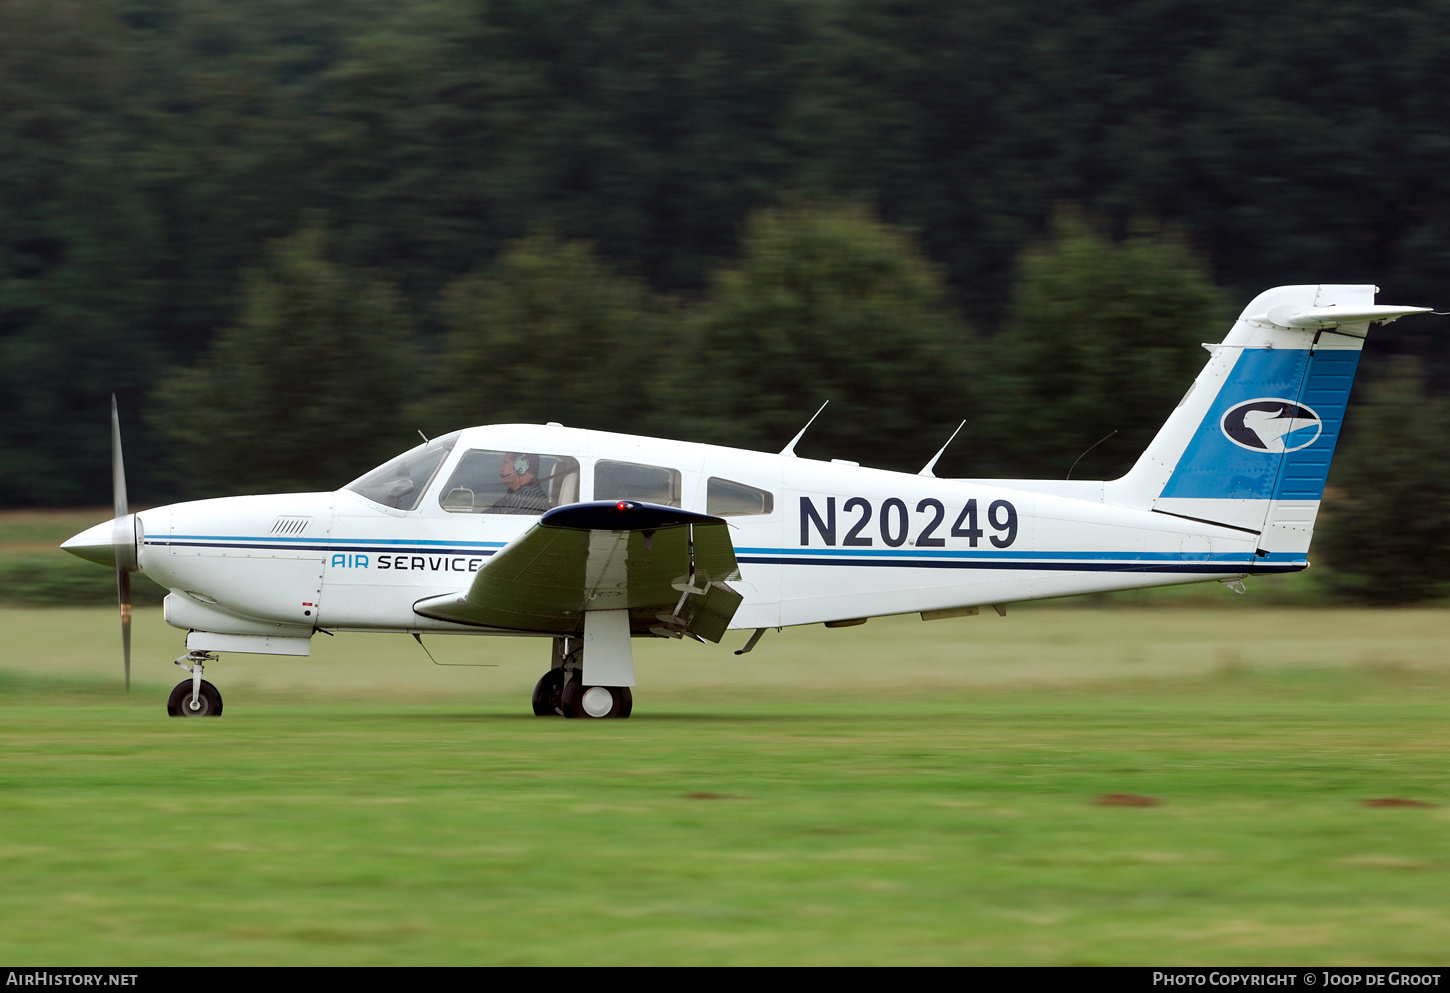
[167,651,223,717]
[167,678,223,716]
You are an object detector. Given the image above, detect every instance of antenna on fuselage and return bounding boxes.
[918,420,967,477]
[1066,429,1117,480]
[779,401,829,457]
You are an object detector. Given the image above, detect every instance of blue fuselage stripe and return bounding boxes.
[738,546,1248,562]
[148,539,500,556]
[164,534,506,548]
[737,555,1288,574]
[148,538,1304,574]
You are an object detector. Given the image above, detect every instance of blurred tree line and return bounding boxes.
[4,0,1449,598]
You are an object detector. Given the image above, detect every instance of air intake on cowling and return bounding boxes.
[269,516,311,536]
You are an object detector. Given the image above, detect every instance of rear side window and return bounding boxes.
[594,460,681,507]
[707,477,774,517]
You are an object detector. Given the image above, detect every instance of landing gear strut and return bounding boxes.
[533,634,633,719]
[167,651,223,717]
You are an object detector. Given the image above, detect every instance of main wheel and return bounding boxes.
[531,668,566,716]
[560,681,632,719]
[166,679,223,717]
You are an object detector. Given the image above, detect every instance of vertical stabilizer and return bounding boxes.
[1105,285,1428,570]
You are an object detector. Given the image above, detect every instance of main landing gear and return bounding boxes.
[167,650,223,717]
[533,635,632,719]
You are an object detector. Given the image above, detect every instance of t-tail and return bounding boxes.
[1105,285,1430,572]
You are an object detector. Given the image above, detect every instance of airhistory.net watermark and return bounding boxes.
[6,974,138,986]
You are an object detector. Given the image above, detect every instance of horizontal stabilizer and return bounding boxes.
[1248,304,1430,329]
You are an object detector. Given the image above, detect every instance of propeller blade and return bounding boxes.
[111,395,135,691]
[111,395,128,520]
[118,569,131,692]
[109,396,137,572]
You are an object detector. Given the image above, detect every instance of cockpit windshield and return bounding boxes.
[345,432,460,510]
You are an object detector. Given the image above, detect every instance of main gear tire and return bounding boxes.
[560,681,632,719]
[531,668,566,716]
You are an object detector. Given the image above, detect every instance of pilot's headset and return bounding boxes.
[507,454,540,478]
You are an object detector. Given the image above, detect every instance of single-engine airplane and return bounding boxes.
[63,284,1430,718]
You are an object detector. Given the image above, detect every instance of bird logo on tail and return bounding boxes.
[1220,399,1323,453]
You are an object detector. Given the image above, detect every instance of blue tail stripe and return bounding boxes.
[1160,347,1360,502]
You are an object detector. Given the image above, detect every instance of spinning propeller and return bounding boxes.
[111,396,135,690]
[59,396,139,690]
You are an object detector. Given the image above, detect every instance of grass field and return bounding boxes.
[1,604,1448,965]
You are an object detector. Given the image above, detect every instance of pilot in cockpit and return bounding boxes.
[488,453,551,515]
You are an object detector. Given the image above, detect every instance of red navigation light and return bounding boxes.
[617,501,628,510]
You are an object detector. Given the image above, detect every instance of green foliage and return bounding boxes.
[0,1,163,504]
[122,0,402,357]
[791,0,1450,320]
[681,204,979,470]
[147,224,415,496]
[310,0,808,306]
[410,233,675,437]
[985,212,1231,478]
[3,0,1448,593]
[1318,357,1450,603]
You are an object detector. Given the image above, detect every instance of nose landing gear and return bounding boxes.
[167,651,223,717]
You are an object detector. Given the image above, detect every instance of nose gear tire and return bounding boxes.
[166,678,223,717]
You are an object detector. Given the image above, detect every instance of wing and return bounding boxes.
[412,500,744,642]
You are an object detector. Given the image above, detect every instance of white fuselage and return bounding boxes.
[132,422,1262,643]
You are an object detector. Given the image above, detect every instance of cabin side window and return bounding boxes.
[594,460,681,508]
[706,477,774,517]
[438,450,581,515]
